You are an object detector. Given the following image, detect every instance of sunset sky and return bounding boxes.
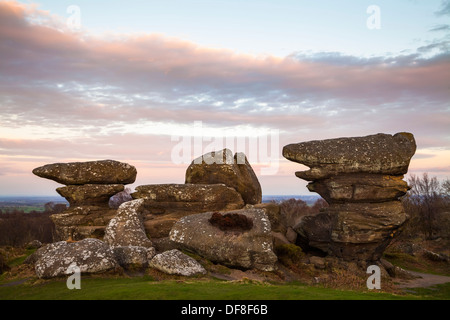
[0,0,449,196]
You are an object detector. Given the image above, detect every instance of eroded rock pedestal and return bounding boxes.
[33,160,137,241]
[283,132,416,262]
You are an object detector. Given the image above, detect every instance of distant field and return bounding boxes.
[0,196,68,213]
[263,195,320,205]
[0,195,319,213]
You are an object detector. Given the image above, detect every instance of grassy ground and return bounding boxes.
[1,243,449,300]
[2,275,448,300]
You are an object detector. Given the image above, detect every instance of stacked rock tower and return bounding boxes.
[283,132,416,262]
[33,160,137,241]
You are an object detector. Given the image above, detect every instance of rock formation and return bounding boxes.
[149,249,207,276]
[169,208,277,271]
[112,246,156,270]
[32,160,137,241]
[104,199,153,248]
[32,160,137,185]
[283,132,416,261]
[131,183,245,238]
[185,148,262,205]
[33,238,120,279]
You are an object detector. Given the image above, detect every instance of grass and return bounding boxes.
[6,249,36,267]
[402,283,450,300]
[1,243,449,300]
[1,275,449,300]
[384,251,450,276]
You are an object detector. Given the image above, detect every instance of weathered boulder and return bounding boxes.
[283,132,416,180]
[283,132,416,262]
[169,208,277,271]
[185,149,262,204]
[56,184,125,207]
[34,238,120,279]
[50,206,117,241]
[104,199,153,248]
[32,160,137,185]
[149,249,207,276]
[131,184,245,238]
[112,246,156,270]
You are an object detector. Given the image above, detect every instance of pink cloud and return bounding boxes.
[0,1,449,195]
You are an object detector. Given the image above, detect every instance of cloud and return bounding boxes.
[429,24,450,32]
[0,1,449,194]
[435,0,450,16]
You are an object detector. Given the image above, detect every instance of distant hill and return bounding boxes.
[262,195,320,205]
[0,195,320,212]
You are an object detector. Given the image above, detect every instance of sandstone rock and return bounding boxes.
[309,256,326,269]
[32,160,137,185]
[185,149,262,204]
[34,238,120,279]
[112,246,156,269]
[56,184,124,207]
[26,240,43,249]
[169,208,277,271]
[104,199,153,248]
[254,202,285,234]
[283,132,416,180]
[283,132,416,262]
[328,202,406,244]
[149,249,206,276]
[131,183,245,238]
[294,212,333,254]
[307,174,409,203]
[151,237,179,253]
[50,206,117,241]
[132,183,244,211]
[294,203,407,261]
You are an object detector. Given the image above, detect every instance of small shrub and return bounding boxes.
[275,243,305,267]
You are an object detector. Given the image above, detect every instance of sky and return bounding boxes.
[0,0,449,196]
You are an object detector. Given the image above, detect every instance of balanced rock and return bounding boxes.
[149,249,207,276]
[32,160,137,185]
[34,238,120,279]
[283,132,416,180]
[32,160,137,242]
[104,199,153,248]
[169,208,277,271]
[56,184,124,207]
[185,149,262,204]
[283,132,416,262]
[131,184,245,238]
